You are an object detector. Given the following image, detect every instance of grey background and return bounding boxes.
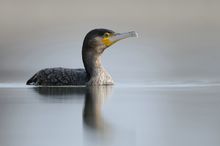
[0,0,220,83]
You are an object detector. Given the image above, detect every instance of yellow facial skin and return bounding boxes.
[102,33,113,47]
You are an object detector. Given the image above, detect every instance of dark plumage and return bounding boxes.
[26,28,137,86]
[27,68,88,85]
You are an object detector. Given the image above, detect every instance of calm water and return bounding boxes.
[0,84,220,146]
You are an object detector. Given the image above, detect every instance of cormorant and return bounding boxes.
[26,29,137,86]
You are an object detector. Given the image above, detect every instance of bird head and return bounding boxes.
[82,28,138,54]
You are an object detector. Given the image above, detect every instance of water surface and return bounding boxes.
[0,83,220,146]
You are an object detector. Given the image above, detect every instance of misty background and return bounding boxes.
[0,0,220,83]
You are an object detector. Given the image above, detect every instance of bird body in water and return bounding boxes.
[26,29,138,86]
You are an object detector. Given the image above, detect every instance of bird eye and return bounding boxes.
[103,32,110,38]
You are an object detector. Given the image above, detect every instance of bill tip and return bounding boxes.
[130,31,138,38]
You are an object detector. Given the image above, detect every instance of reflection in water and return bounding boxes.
[83,86,113,146]
[33,85,112,136]
[1,86,220,146]
[34,87,86,96]
[34,87,86,101]
[83,86,112,131]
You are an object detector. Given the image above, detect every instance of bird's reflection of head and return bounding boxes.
[34,85,112,133]
[83,85,112,131]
